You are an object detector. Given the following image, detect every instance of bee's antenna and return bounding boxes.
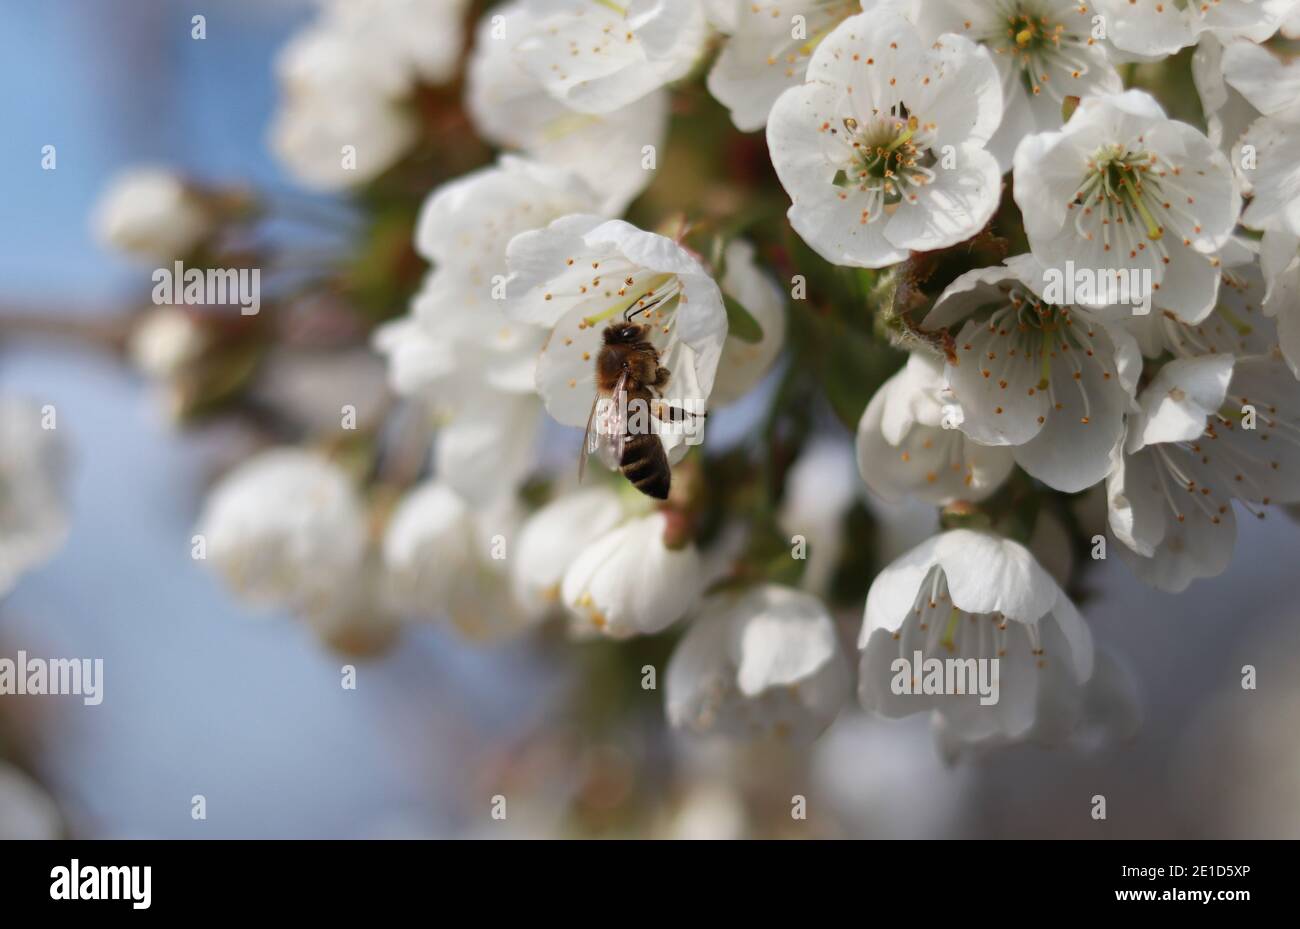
[624,286,673,322]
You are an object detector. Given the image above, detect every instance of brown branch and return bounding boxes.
[0,308,135,356]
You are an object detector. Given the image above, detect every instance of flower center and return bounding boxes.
[968,285,1115,425]
[834,106,936,219]
[1066,141,1212,267]
[978,1,1093,98]
[1008,12,1056,55]
[577,270,682,330]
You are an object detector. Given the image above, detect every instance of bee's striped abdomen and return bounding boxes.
[620,433,670,500]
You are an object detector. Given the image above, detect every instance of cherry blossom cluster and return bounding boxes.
[80,0,1300,762]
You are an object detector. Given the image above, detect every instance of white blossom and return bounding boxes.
[504,216,728,461]
[1287,1,1300,37]
[707,0,874,132]
[1194,0,1296,43]
[0,397,69,598]
[196,449,366,612]
[1220,37,1300,236]
[921,255,1142,492]
[323,0,469,88]
[858,529,1096,752]
[377,157,601,395]
[374,157,603,503]
[466,2,667,214]
[1090,0,1196,58]
[1260,230,1300,377]
[128,307,207,379]
[1014,90,1241,324]
[91,167,212,261]
[269,89,416,190]
[1107,352,1300,591]
[561,511,703,637]
[766,12,1004,268]
[1094,0,1292,58]
[511,486,626,618]
[512,0,708,114]
[383,481,533,640]
[270,19,412,189]
[431,391,544,505]
[269,0,469,189]
[904,0,1124,170]
[416,157,604,301]
[302,553,404,656]
[856,351,1015,504]
[931,645,1140,761]
[1236,118,1300,236]
[1192,36,1262,156]
[666,584,851,740]
[1119,250,1282,363]
[1219,35,1300,123]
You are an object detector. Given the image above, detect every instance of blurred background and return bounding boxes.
[1,0,1298,839]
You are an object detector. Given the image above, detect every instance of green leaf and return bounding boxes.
[723,293,764,343]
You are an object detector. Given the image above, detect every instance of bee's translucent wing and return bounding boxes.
[605,370,631,468]
[579,392,599,484]
[580,371,628,481]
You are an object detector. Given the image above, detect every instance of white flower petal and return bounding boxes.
[0,398,69,597]
[856,353,1014,504]
[1136,354,1234,448]
[512,487,626,617]
[197,449,366,611]
[467,5,666,213]
[561,512,703,637]
[666,584,850,740]
[91,168,211,261]
[515,0,707,114]
[858,529,1094,750]
[1109,447,1238,591]
[707,1,868,131]
[1238,117,1300,236]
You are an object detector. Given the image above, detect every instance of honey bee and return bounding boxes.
[580,304,702,500]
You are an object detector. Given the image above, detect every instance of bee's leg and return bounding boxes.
[650,399,707,422]
[652,366,671,389]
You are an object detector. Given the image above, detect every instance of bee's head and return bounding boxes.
[604,322,644,344]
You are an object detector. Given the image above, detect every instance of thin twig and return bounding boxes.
[0,308,135,355]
